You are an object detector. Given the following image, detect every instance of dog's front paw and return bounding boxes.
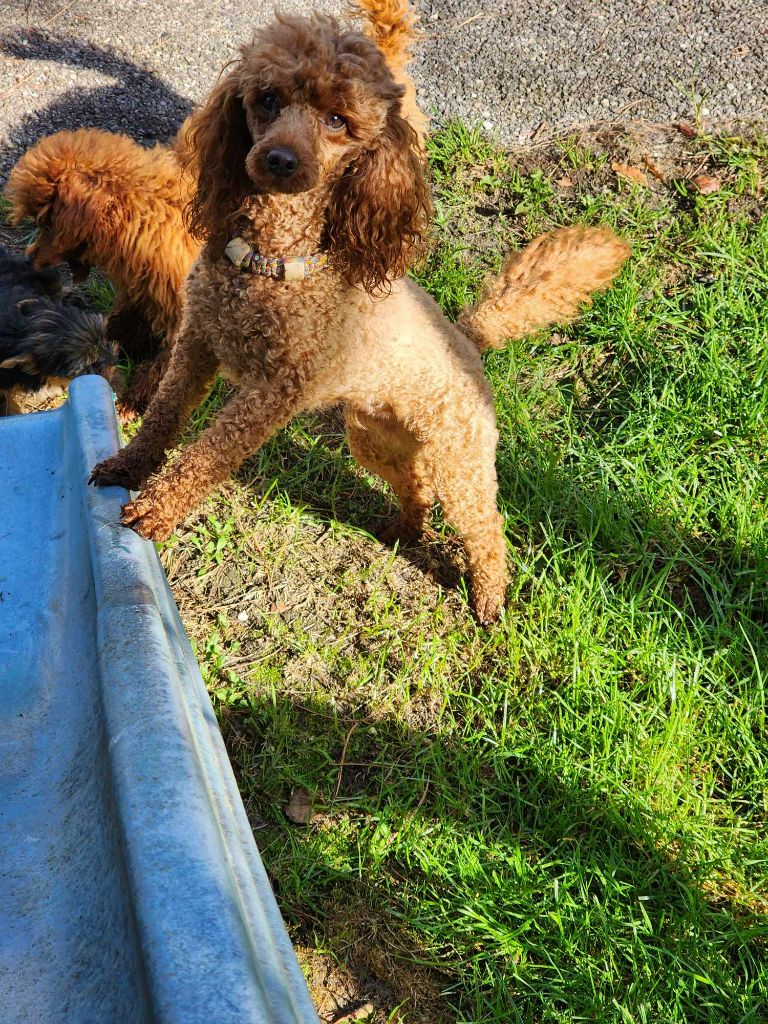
[89,451,150,491]
[120,494,178,542]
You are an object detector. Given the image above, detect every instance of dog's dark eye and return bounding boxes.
[323,113,346,132]
[260,91,282,116]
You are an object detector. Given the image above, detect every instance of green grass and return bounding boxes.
[160,122,768,1023]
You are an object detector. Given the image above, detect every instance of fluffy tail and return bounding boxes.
[351,0,417,69]
[349,0,428,141]
[458,225,631,351]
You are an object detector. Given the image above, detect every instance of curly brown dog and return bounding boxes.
[90,12,629,623]
[4,0,425,415]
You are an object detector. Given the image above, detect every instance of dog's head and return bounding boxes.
[30,235,92,284]
[185,13,430,293]
[5,134,108,282]
[1,297,116,388]
[0,245,63,299]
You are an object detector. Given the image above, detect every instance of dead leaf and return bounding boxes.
[691,174,721,195]
[675,122,697,139]
[284,786,315,825]
[611,162,648,186]
[556,175,574,188]
[641,155,666,183]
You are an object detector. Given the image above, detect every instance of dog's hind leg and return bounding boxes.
[107,303,159,363]
[428,423,509,624]
[118,348,172,418]
[346,407,435,543]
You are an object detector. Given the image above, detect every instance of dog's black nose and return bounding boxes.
[265,147,299,177]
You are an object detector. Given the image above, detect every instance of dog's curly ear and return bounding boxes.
[325,110,430,295]
[0,353,37,372]
[4,162,53,228]
[33,202,53,226]
[185,70,253,247]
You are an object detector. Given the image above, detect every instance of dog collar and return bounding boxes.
[224,236,329,282]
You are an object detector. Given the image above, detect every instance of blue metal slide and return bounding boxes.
[0,375,318,1024]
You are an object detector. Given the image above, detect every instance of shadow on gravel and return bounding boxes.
[0,29,192,177]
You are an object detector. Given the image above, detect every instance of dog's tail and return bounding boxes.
[351,0,418,70]
[350,0,427,141]
[458,225,630,352]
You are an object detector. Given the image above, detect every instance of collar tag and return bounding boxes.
[282,256,308,282]
[224,237,253,268]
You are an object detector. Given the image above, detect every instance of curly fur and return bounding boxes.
[0,247,114,414]
[184,13,430,292]
[90,13,629,623]
[460,225,631,350]
[4,1,425,413]
[351,0,428,140]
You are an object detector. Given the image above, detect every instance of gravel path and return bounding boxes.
[1,0,766,180]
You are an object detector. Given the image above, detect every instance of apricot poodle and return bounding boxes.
[5,128,196,413]
[4,0,425,414]
[90,12,629,622]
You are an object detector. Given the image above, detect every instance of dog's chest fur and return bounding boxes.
[190,249,350,385]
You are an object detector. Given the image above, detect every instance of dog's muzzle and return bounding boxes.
[265,147,299,178]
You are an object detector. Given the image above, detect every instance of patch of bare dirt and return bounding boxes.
[294,895,455,1024]
[443,122,766,267]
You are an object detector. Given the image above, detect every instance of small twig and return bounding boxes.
[414,781,430,813]
[0,71,37,102]
[325,1002,375,1024]
[40,0,82,30]
[451,13,491,31]
[614,99,644,117]
[641,154,666,183]
[421,12,497,40]
[333,723,360,801]
[206,586,265,612]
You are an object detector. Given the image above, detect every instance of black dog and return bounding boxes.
[0,246,115,413]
